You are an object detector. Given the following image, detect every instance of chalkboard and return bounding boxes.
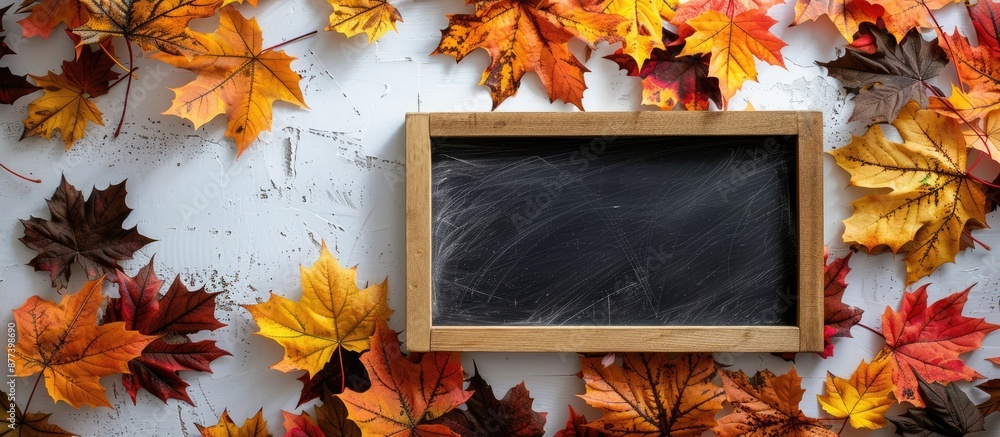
[406,112,823,353]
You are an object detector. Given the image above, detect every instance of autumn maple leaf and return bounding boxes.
[824,250,862,339]
[20,41,121,148]
[605,28,721,110]
[669,0,784,32]
[315,389,362,437]
[830,102,987,284]
[553,406,604,437]
[592,0,677,67]
[244,242,390,377]
[432,365,547,436]
[339,320,473,436]
[715,367,836,437]
[874,284,999,407]
[888,377,986,435]
[790,0,883,42]
[579,353,723,436]
[17,0,88,39]
[817,358,894,429]
[965,110,1000,165]
[197,409,271,437]
[678,9,786,103]
[879,0,960,42]
[281,411,324,437]
[104,258,230,405]
[295,347,368,407]
[976,379,1000,418]
[819,25,947,126]
[19,176,155,288]
[12,278,159,408]
[74,0,221,55]
[154,6,308,156]
[931,0,1000,121]
[434,0,626,109]
[0,392,75,437]
[326,0,402,42]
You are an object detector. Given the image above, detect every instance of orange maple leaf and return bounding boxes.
[578,352,723,436]
[1,392,75,436]
[74,0,221,55]
[791,0,884,42]
[879,0,960,42]
[339,320,472,436]
[829,102,987,284]
[17,0,88,39]
[153,6,308,156]
[243,243,390,377]
[670,0,784,30]
[874,284,999,407]
[678,9,786,103]
[930,1,1000,121]
[11,278,159,408]
[715,367,837,437]
[280,410,324,437]
[434,0,625,109]
[197,409,271,437]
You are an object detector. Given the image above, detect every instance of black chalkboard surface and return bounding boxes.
[431,136,798,327]
[405,112,823,353]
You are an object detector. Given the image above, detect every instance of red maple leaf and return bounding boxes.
[876,285,999,407]
[104,258,230,405]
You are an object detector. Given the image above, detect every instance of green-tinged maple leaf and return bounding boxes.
[19,176,155,288]
[830,102,987,284]
[888,377,985,436]
[605,28,721,110]
[819,24,946,126]
[875,285,999,407]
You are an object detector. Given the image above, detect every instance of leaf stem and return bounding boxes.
[337,346,345,393]
[109,67,139,90]
[967,173,1000,189]
[838,418,848,435]
[21,374,43,420]
[115,39,134,138]
[856,322,884,339]
[963,230,991,250]
[262,30,318,53]
[0,162,41,183]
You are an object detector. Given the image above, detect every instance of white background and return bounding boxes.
[1,0,999,435]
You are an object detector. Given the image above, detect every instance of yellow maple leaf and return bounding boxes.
[595,0,677,67]
[197,409,270,437]
[20,71,103,148]
[817,358,894,430]
[12,278,159,408]
[222,0,257,5]
[75,0,221,55]
[678,9,786,103]
[153,6,308,156]
[830,101,987,284]
[326,0,402,43]
[243,243,391,377]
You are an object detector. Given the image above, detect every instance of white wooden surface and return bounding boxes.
[1,0,998,435]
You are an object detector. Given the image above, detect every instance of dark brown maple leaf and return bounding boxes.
[19,176,155,288]
[605,28,721,110]
[432,364,547,437]
[888,376,985,436]
[315,389,362,437]
[104,258,229,405]
[295,346,369,407]
[0,392,75,437]
[977,379,1000,418]
[819,23,946,126]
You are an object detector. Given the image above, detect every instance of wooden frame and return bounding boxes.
[406,112,824,353]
